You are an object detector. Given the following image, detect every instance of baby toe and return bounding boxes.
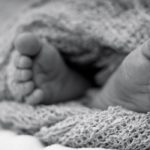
[21,81,34,96]
[16,55,33,69]
[25,89,44,105]
[16,69,32,82]
[14,33,42,56]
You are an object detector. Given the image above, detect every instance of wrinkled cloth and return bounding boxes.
[1,0,150,150]
[1,101,150,150]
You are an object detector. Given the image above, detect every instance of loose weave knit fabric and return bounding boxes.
[1,101,150,150]
[1,0,150,149]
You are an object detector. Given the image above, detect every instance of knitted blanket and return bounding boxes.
[1,0,150,149]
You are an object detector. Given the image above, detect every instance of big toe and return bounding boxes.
[14,33,42,56]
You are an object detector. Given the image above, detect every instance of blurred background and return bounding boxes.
[0,0,38,34]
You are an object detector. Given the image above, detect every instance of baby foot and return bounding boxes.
[92,40,150,113]
[7,33,89,104]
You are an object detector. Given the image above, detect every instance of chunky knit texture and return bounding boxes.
[1,101,150,150]
[1,0,150,150]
